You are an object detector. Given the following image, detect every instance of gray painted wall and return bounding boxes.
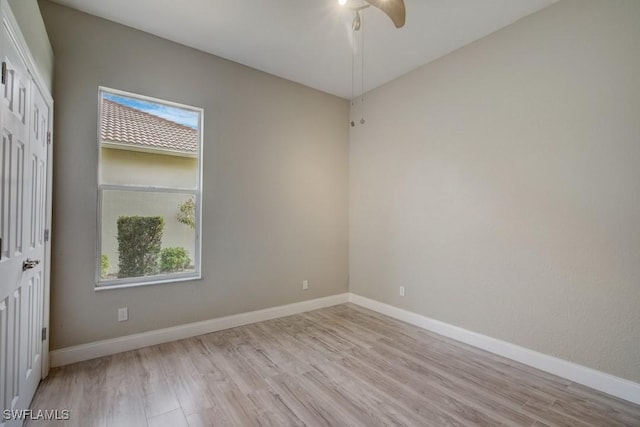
[39,1,349,350]
[350,0,640,382]
[8,0,53,91]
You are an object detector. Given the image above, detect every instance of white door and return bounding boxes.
[0,23,47,425]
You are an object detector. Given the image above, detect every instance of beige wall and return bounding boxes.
[40,1,349,349]
[8,0,53,91]
[101,147,198,276]
[350,0,640,382]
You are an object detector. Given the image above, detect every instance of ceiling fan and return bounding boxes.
[339,0,406,30]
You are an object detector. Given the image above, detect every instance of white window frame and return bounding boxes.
[95,87,203,290]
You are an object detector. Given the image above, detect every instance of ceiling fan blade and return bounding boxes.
[365,0,406,28]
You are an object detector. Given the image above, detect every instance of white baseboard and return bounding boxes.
[50,293,349,368]
[348,293,640,405]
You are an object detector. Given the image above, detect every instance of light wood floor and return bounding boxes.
[28,304,640,426]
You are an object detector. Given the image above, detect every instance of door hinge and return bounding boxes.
[41,327,47,341]
[47,132,51,145]
[1,62,6,85]
[44,229,49,242]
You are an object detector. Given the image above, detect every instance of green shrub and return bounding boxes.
[117,216,164,278]
[160,247,191,273]
[100,254,110,278]
[177,197,196,229]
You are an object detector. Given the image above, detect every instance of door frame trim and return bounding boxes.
[1,2,52,105]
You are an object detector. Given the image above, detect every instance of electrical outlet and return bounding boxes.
[302,280,309,290]
[399,286,405,297]
[118,307,128,322]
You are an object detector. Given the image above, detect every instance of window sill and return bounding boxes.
[95,273,202,291]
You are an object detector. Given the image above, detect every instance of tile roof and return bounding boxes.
[100,98,198,155]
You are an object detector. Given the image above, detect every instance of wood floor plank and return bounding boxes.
[266,372,364,427]
[181,336,225,378]
[246,387,307,426]
[564,383,640,419]
[28,305,640,426]
[303,363,436,427]
[25,366,81,427]
[141,376,182,418]
[520,397,593,427]
[70,358,109,427]
[173,373,215,416]
[211,379,271,426]
[148,407,188,427]
[199,330,271,394]
[344,344,537,426]
[186,408,234,427]
[105,391,147,427]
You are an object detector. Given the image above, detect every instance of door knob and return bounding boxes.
[23,259,40,271]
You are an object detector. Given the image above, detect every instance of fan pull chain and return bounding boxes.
[350,23,356,127]
[360,9,365,125]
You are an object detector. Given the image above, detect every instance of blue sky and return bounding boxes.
[103,92,199,128]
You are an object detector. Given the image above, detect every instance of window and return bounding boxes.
[96,88,203,289]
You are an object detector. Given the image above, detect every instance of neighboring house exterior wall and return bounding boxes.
[101,147,197,188]
[101,147,198,275]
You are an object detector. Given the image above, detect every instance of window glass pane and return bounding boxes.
[97,88,201,287]
[100,189,197,280]
[99,92,199,189]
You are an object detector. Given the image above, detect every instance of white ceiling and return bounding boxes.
[49,0,557,99]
